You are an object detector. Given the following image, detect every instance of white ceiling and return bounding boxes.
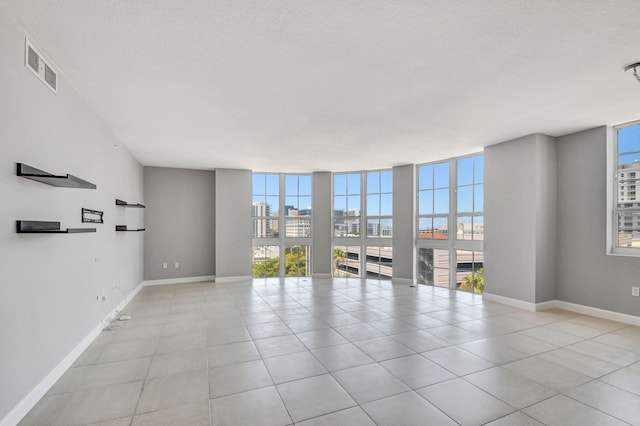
[3,1,640,172]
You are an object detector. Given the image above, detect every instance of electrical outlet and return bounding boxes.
[632,287,640,297]
[162,262,168,269]
[175,262,180,268]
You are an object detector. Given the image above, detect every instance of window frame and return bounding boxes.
[609,120,640,256]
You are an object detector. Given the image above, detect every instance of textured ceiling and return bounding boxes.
[2,0,640,172]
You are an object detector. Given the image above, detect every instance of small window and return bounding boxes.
[613,120,640,253]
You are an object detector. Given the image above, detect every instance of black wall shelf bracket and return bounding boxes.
[17,220,96,234]
[17,163,96,189]
[115,199,145,208]
[115,225,145,232]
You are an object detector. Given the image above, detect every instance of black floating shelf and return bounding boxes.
[17,163,96,189]
[115,199,145,208]
[115,225,145,232]
[17,220,96,234]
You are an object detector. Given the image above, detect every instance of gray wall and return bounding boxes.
[485,135,538,302]
[556,126,639,315]
[215,169,252,279]
[312,172,332,276]
[143,167,215,280]
[0,8,143,421]
[393,164,415,282]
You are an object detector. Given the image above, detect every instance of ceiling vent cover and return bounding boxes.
[24,39,57,94]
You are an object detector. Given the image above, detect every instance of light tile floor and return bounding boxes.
[20,278,640,426]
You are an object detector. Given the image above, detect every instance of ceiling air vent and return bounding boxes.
[24,39,57,94]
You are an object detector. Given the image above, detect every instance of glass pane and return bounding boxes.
[380,219,393,237]
[334,246,360,277]
[285,197,298,214]
[456,250,484,293]
[347,195,360,213]
[252,174,265,194]
[252,196,265,211]
[252,245,280,277]
[380,194,393,216]
[474,184,484,212]
[418,165,433,190]
[367,196,380,216]
[417,248,433,284]
[334,195,347,211]
[474,155,484,183]
[252,200,267,217]
[456,216,472,240]
[364,246,393,279]
[347,173,361,194]
[618,124,640,154]
[299,196,312,212]
[367,171,380,194]
[457,157,473,186]
[434,162,449,188]
[418,217,432,238]
[266,174,279,195]
[418,248,449,287]
[367,218,380,237]
[473,216,484,241]
[418,190,433,215]
[266,196,279,215]
[617,153,640,168]
[381,170,393,193]
[299,175,312,195]
[457,186,473,213]
[334,174,347,195]
[285,217,311,238]
[284,245,311,277]
[617,212,640,247]
[433,217,448,238]
[434,189,449,214]
[285,175,298,195]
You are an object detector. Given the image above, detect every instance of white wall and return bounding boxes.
[312,172,332,276]
[392,164,415,282]
[557,126,640,315]
[0,8,143,422]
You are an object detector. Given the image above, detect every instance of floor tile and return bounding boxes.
[566,380,640,425]
[398,314,447,329]
[422,346,494,376]
[458,338,529,364]
[210,386,292,426]
[263,350,327,384]
[537,347,620,378]
[136,370,209,414]
[54,381,143,426]
[593,332,640,353]
[246,321,292,339]
[334,323,386,342]
[390,330,447,352]
[332,363,410,403]
[519,326,584,346]
[49,357,150,394]
[255,334,307,358]
[311,343,374,371]
[206,340,261,367]
[427,325,483,344]
[489,333,557,355]
[96,339,157,364]
[361,391,457,426]
[209,359,273,397]
[502,357,592,392]
[285,317,329,333]
[353,336,415,361]
[156,331,206,354]
[369,318,418,335]
[484,412,545,426]
[295,406,375,426]
[296,328,348,349]
[464,367,557,409]
[566,340,640,366]
[600,362,640,395]
[206,325,252,346]
[277,374,356,422]
[380,354,455,389]
[418,378,514,426]
[131,401,210,426]
[147,348,207,379]
[523,394,628,425]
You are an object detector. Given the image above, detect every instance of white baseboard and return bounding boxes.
[1,281,145,426]
[552,300,640,326]
[393,277,417,286]
[142,275,215,286]
[483,292,538,311]
[482,293,640,326]
[312,273,332,279]
[215,275,252,283]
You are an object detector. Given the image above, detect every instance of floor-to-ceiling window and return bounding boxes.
[416,153,484,292]
[333,169,393,279]
[252,173,312,277]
